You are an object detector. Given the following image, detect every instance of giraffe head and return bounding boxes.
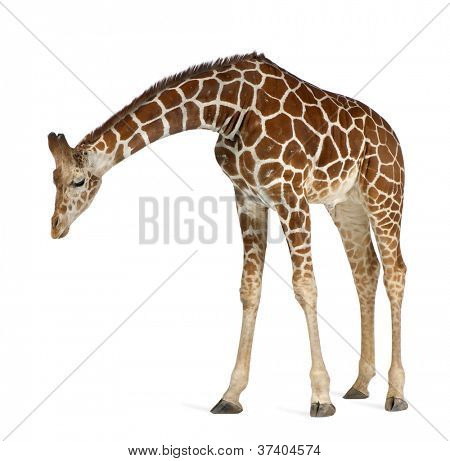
[48,133,102,238]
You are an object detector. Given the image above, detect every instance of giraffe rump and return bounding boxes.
[78,52,265,147]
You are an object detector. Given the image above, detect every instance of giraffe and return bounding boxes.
[48,52,408,416]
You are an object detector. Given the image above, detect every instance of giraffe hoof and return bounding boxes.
[310,402,336,417]
[210,399,243,414]
[385,397,408,412]
[343,387,368,399]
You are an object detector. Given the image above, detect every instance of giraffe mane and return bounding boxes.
[78,51,266,147]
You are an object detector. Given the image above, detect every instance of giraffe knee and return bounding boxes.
[383,258,406,304]
[239,286,261,309]
[293,276,317,308]
[384,259,407,283]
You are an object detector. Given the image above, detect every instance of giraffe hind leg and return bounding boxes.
[327,197,380,398]
[360,140,408,411]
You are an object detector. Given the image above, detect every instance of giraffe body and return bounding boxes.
[48,53,407,416]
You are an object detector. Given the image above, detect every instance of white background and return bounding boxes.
[0,0,449,459]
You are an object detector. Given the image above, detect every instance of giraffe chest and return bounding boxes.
[216,148,292,208]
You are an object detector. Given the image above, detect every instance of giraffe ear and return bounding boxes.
[48,132,72,164]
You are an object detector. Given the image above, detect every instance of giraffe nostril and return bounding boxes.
[52,215,60,229]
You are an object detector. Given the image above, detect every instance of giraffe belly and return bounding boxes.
[305,166,359,206]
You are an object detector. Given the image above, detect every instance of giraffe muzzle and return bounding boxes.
[51,215,70,239]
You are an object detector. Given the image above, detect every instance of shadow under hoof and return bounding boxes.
[385,397,408,412]
[210,399,243,414]
[343,386,369,399]
[310,402,336,417]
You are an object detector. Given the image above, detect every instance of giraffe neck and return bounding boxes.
[81,71,253,175]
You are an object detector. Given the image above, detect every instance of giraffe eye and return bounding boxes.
[72,178,85,187]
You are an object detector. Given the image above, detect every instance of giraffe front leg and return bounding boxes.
[211,190,267,414]
[279,200,335,417]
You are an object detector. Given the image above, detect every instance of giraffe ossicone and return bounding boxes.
[48,52,408,416]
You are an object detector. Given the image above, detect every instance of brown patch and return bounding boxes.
[375,175,391,193]
[239,82,254,109]
[314,169,328,180]
[378,126,388,144]
[256,89,280,116]
[179,80,199,99]
[216,105,236,130]
[129,133,145,153]
[293,119,320,154]
[289,211,308,230]
[135,102,162,123]
[379,162,394,179]
[185,101,201,130]
[291,172,303,195]
[114,115,138,140]
[258,162,283,185]
[339,109,352,129]
[244,70,262,84]
[284,92,303,117]
[223,111,241,136]
[259,62,282,76]
[217,69,241,81]
[238,151,256,185]
[203,105,217,125]
[165,108,183,134]
[95,141,105,151]
[114,144,124,163]
[263,77,288,99]
[255,136,282,159]
[309,85,326,100]
[363,156,378,183]
[348,127,364,158]
[327,161,342,178]
[385,130,398,151]
[267,182,282,202]
[215,146,238,176]
[348,106,365,119]
[365,117,379,144]
[221,81,240,104]
[331,125,348,157]
[159,89,182,109]
[283,170,294,181]
[371,109,383,126]
[197,79,220,103]
[304,106,327,134]
[285,73,299,89]
[265,113,293,143]
[282,183,298,208]
[292,174,306,195]
[143,119,164,142]
[282,140,306,169]
[103,130,117,154]
[321,98,339,122]
[296,84,316,104]
[317,136,339,167]
[276,204,289,220]
[343,158,354,171]
[240,110,262,147]
[234,60,256,70]
[378,144,394,163]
